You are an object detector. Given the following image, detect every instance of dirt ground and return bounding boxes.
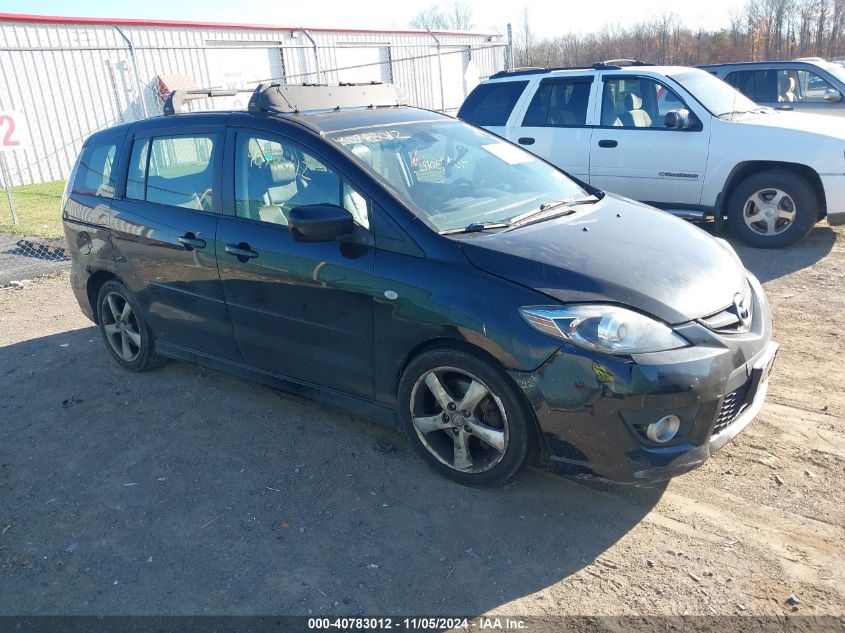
[0,224,843,623]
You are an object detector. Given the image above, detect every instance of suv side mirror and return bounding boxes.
[664,109,698,130]
[289,203,354,242]
[823,89,842,103]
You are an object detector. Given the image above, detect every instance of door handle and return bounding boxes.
[518,137,535,145]
[224,243,258,260]
[598,139,618,148]
[178,232,206,250]
[774,106,793,111]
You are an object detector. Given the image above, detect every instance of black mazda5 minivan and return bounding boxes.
[62,83,778,487]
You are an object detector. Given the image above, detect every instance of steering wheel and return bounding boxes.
[193,188,213,211]
[447,178,474,196]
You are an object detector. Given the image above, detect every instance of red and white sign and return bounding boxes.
[0,110,32,152]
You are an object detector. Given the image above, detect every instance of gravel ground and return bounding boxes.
[0,224,842,622]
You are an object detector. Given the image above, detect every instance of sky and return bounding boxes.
[1,0,743,38]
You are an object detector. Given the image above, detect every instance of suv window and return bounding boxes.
[600,77,688,128]
[725,70,776,102]
[72,141,117,198]
[234,133,369,230]
[522,78,591,127]
[126,134,218,210]
[458,81,528,126]
[777,69,834,102]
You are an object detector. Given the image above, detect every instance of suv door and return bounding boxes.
[589,74,710,206]
[110,125,241,360]
[506,76,595,181]
[775,66,845,116]
[724,68,779,108]
[217,125,375,399]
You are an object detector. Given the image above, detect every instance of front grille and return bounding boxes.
[712,380,751,435]
[699,281,754,334]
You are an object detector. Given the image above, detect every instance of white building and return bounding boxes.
[0,12,508,185]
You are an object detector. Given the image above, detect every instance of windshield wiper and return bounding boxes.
[439,221,510,235]
[502,195,599,231]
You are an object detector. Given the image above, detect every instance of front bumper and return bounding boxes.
[820,174,845,226]
[511,280,776,484]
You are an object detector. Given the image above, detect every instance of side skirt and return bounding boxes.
[156,341,399,428]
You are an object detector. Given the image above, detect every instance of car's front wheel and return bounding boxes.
[398,348,531,487]
[727,169,818,248]
[96,280,165,372]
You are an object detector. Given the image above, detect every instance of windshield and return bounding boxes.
[669,69,759,116]
[820,61,845,84]
[328,120,587,232]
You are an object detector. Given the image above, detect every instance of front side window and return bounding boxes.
[778,69,835,102]
[72,141,117,198]
[234,133,369,230]
[600,77,688,128]
[458,81,528,126]
[522,78,592,127]
[125,134,217,210]
[330,120,587,233]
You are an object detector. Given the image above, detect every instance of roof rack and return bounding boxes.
[248,82,406,114]
[163,88,251,115]
[489,59,652,79]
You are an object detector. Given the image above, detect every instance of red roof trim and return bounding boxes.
[0,12,494,37]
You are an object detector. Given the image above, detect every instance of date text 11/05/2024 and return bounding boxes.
[307,617,527,630]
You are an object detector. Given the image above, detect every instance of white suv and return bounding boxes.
[458,62,845,247]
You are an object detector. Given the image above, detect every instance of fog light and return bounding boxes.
[646,415,680,443]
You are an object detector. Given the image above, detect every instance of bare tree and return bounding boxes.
[410,2,474,31]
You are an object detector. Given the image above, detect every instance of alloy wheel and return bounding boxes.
[101,291,142,362]
[409,367,509,473]
[742,188,797,236]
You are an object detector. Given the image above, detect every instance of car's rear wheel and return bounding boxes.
[398,348,531,487]
[727,170,818,248]
[96,280,165,372]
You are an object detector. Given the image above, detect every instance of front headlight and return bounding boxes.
[520,305,689,354]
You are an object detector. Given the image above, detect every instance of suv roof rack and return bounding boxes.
[163,88,251,115]
[489,59,652,79]
[163,82,406,116]
[248,82,406,114]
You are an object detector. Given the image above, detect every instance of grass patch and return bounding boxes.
[0,180,66,239]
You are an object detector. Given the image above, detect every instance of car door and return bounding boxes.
[588,74,710,206]
[216,125,376,399]
[724,68,779,109]
[110,124,242,361]
[506,75,595,182]
[775,67,845,116]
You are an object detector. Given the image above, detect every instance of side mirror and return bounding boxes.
[288,203,354,242]
[823,89,842,103]
[664,108,698,130]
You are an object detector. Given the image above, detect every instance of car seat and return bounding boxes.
[613,92,652,127]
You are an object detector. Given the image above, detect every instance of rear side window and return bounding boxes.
[725,70,775,102]
[72,141,117,198]
[522,78,592,127]
[458,81,528,126]
[125,134,218,211]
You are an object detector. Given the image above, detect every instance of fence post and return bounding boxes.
[301,29,322,83]
[427,29,446,113]
[506,24,514,70]
[0,154,19,226]
[113,25,149,118]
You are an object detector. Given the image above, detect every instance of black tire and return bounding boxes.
[398,347,532,487]
[96,280,166,372]
[727,169,818,248]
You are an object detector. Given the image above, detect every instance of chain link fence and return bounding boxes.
[0,19,510,285]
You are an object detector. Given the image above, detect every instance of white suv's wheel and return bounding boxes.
[727,170,818,248]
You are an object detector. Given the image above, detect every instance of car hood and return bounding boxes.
[457,195,746,325]
[734,110,845,139]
